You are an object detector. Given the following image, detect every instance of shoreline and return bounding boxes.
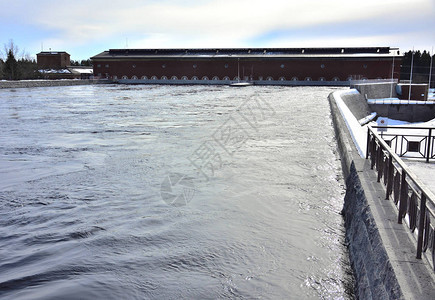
[0,79,98,89]
[329,88,435,299]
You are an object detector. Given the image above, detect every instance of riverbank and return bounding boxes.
[329,88,435,299]
[0,79,98,89]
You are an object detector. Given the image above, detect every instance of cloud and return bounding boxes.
[1,0,434,59]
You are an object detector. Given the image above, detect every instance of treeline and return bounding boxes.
[70,59,92,66]
[0,40,92,80]
[0,40,40,80]
[400,50,434,85]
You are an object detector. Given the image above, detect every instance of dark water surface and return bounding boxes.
[0,85,354,299]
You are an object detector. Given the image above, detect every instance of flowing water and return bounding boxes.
[0,85,354,299]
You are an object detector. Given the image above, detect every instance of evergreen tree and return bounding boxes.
[80,59,92,66]
[4,49,19,80]
[400,50,435,86]
[0,58,4,79]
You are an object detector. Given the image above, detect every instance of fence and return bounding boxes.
[371,126,434,162]
[366,125,435,271]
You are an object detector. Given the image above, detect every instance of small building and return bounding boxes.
[397,84,429,101]
[91,47,401,86]
[37,51,71,69]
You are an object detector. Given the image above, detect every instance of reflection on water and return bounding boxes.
[0,85,354,299]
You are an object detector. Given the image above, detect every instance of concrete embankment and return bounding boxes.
[329,89,435,299]
[0,80,96,89]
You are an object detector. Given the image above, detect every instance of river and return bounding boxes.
[0,85,354,299]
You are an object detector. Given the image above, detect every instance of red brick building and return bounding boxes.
[91,47,401,85]
[37,51,71,69]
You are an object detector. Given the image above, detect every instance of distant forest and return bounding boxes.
[400,50,434,86]
[0,40,434,84]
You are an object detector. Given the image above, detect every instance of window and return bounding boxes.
[320,64,325,69]
[97,64,101,68]
[132,64,136,68]
[162,64,166,68]
[224,64,228,68]
[280,64,285,69]
[105,64,109,68]
[193,64,197,69]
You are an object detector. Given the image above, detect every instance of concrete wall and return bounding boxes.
[351,83,397,99]
[368,103,435,122]
[329,91,435,299]
[329,92,402,299]
[0,80,96,89]
[351,83,435,122]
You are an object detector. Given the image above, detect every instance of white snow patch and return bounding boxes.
[38,69,71,74]
[358,112,377,125]
[71,68,93,74]
[368,98,435,105]
[333,89,367,157]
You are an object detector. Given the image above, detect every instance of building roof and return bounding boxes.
[37,51,70,56]
[91,47,400,60]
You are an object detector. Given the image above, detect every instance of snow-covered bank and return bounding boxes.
[0,79,95,89]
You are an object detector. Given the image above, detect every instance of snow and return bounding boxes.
[71,68,93,74]
[38,69,71,74]
[334,88,435,196]
[358,112,377,125]
[333,89,368,157]
[368,98,435,105]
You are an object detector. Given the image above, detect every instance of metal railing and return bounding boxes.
[366,125,435,271]
[372,126,434,162]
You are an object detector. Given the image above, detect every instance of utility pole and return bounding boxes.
[429,46,433,90]
[408,48,414,103]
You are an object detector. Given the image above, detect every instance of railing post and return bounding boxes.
[416,193,427,259]
[398,170,407,224]
[366,127,370,159]
[386,154,394,200]
[426,128,432,163]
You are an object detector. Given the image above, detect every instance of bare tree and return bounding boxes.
[3,39,19,60]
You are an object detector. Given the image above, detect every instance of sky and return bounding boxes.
[1,0,434,61]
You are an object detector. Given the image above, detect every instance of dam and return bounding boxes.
[1,81,433,299]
